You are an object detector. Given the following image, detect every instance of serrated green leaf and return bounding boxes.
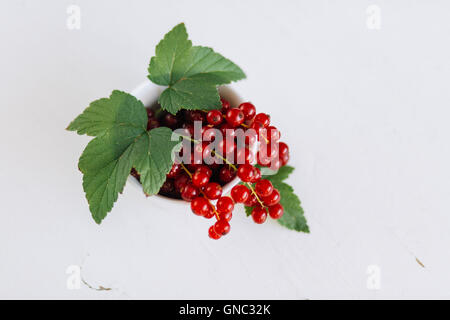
[148,23,246,114]
[272,180,309,233]
[245,205,253,217]
[132,127,182,196]
[259,165,294,182]
[67,90,147,137]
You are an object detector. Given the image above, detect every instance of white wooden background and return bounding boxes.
[1,0,449,299]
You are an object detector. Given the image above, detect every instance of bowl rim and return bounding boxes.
[127,80,254,208]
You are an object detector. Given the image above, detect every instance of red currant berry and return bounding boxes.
[160,179,175,194]
[226,108,245,127]
[268,203,284,219]
[219,166,236,183]
[249,121,265,135]
[280,153,289,166]
[220,98,231,113]
[219,123,236,139]
[216,196,234,214]
[231,185,251,203]
[186,110,205,123]
[262,189,280,206]
[204,182,222,200]
[146,108,155,118]
[214,219,231,235]
[267,126,280,142]
[182,123,194,136]
[244,193,258,207]
[269,158,282,170]
[206,110,223,126]
[147,119,160,130]
[167,163,182,178]
[238,102,256,121]
[219,211,232,222]
[208,225,221,239]
[204,210,215,219]
[192,171,210,188]
[237,164,255,182]
[217,138,236,157]
[253,113,270,127]
[164,113,179,128]
[250,167,262,183]
[251,206,268,224]
[181,183,199,202]
[174,174,189,192]
[255,179,274,197]
[278,142,289,158]
[191,197,211,216]
[235,147,254,165]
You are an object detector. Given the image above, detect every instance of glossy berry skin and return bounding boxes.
[167,163,182,178]
[192,171,210,188]
[268,203,284,219]
[214,219,231,235]
[238,102,256,121]
[269,158,282,171]
[244,193,258,207]
[267,126,280,142]
[237,164,255,182]
[219,211,232,222]
[225,108,245,127]
[204,210,215,219]
[206,110,223,126]
[174,174,189,192]
[278,142,289,158]
[250,167,262,183]
[249,121,265,135]
[191,197,211,217]
[181,183,199,202]
[280,153,289,166]
[253,113,270,128]
[262,189,280,206]
[220,98,231,113]
[219,166,236,183]
[208,225,221,239]
[255,179,274,197]
[231,185,251,203]
[146,108,155,118]
[216,196,234,214]
[235,147,254,165]
[251,206,268,224]
[164,113,179,128]
[204,182,222,200]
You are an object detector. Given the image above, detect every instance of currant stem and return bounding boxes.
[245,182,266,208]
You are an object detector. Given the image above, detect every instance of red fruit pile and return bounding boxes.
[131,98,291,239]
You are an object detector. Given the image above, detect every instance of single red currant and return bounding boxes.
[206,110,223,126]
[253,113,270,127]
[214,219,231,235]
[278,142,289,158]
[237,164,255,182]
[167,163,182,178]
[231,185,251,203]
[226,108,245,127]
[192,171,210,188]
[219,166,236,183]
[244,193,258,207]
[267,126,280,142]
[220,98,231,113]
[208,225,221,239]
[280,153,289,166]
[146,108,155,118]
[238,102,256,121]
[216,196,234,214]
[181,183,199,202]
[262,189,280,206]
[191,197,211,216]
[219,211,232,222]
[255,179,274,197]
[268,203,284,219]
[250,167,262,183]
[251,206,268,224]
[174,173,189,192]
[164,113,179,128]
[204,182,223,200]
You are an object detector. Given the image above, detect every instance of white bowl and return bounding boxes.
[128,80,251,209]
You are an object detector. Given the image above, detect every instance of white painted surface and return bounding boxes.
[0,0,449,299]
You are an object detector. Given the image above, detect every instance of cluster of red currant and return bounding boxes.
[132,98,290,239]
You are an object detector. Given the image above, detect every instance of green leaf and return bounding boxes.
[69,90,181,224]
[67,90,147,137]
[148,23,246,114]
[271,181,309,233]
[245,205,253,217]
[244,165,309,233]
